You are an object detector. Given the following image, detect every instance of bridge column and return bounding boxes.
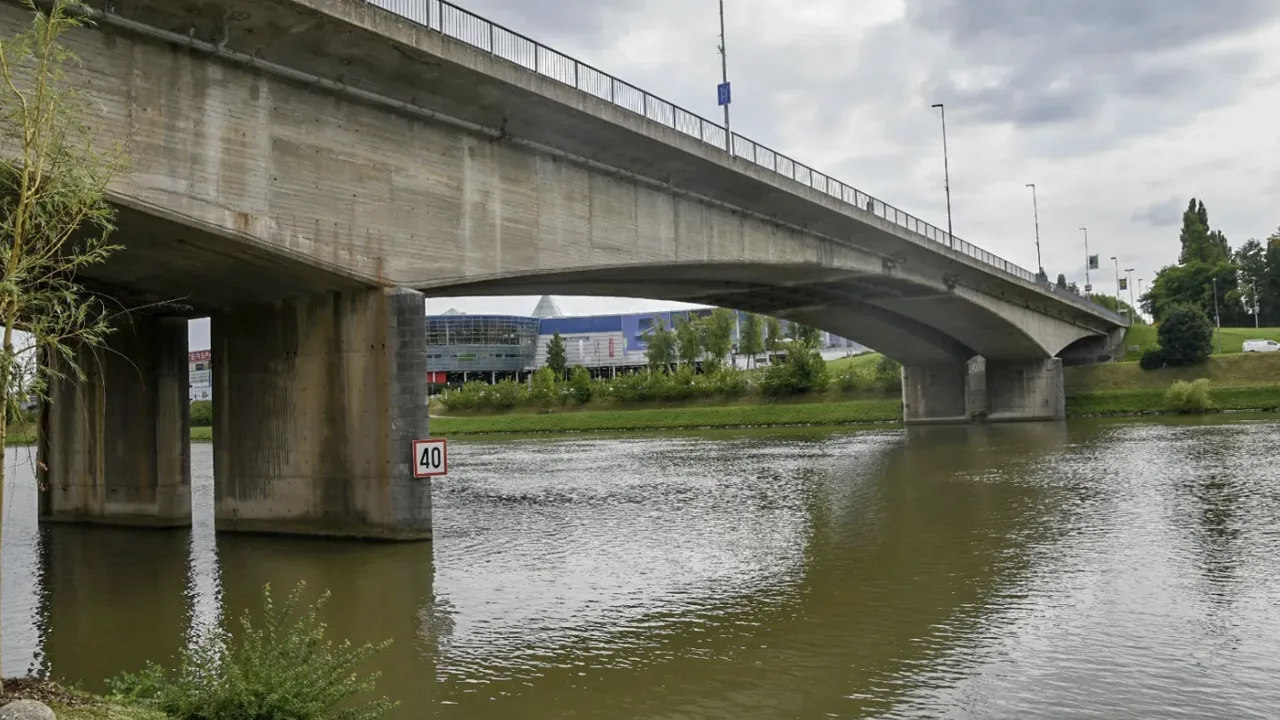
[211,287,431,540]
[901,362,978,424]
[985,358,1065,422]
[39,316,191,527]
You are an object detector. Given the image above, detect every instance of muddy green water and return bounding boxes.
[4,416,1280,718]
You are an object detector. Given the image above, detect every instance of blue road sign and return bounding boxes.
[717,82,732,106]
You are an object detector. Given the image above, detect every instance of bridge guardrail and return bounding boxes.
[365,0,1128,326]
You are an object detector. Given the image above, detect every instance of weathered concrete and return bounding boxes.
[211,287,431,540]
[39,316,191,527]
[986,358,1066,422]
[902,363,973,425]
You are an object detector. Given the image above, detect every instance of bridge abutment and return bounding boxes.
[39,316,192,527]
[211,287,431,541]
[985,358,1065,422]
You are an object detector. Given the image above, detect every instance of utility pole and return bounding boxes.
[1026,183,1043,280]
[717,0,731,139]
[1212,277,1222,354]
[1080,227,1091,290]
[931,103,953,247]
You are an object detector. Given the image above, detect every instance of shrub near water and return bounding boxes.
[1165,379,1213,414]
[109,582,394,720]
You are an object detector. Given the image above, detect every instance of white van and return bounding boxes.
[1242,339,1280,353]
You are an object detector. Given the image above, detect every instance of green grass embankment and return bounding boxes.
[1121,325,1280,361]
[431,398,903,436]
[1064,352,1280,416]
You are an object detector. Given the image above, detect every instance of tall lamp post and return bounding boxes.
[930,103,953,247]
[717,0,731,139]
[1026,183,1043,279]
[1252,278,1261,328]
[1138,278,1145,320]
[1110,256,1123,317]
[1212,277,1223,354]
[1124,267,1135,314]
[1079,227,1091,291]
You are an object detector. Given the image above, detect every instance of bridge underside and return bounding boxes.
[40,204,1093,540]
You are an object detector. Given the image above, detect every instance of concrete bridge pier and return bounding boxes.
[901,362,976,424]
[985,358,1065,422]
[903,357,1065,424]
[211,287,431,541]
[39,316,191,527]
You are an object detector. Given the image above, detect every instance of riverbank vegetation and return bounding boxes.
[432,398,903,435]
[434,351,1280,435]
[1,677,165,719]
[108,582,394,720]
[0,0,135,693]
[3,583,394,720]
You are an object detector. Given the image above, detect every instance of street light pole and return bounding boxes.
[930,103,953,247]
[718,0,730,137]
[1125,267,1135,313]
[1138,278,1145,319]
[1212,277,1222,354]
[1253,278,1261,328]
[1026,183,1043,279]
[1111,256,1120,306]
[1079,227,1091,290]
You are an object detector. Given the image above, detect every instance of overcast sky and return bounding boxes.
[190,0,1280,348]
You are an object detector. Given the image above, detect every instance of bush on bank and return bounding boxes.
[439,350,901,413]
[108,582,394,720]
[1165,378,1213,414]
[190,400,212,427]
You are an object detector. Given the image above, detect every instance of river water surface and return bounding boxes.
[3,416,1280,718]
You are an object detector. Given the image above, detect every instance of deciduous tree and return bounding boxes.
[0,1,130,687]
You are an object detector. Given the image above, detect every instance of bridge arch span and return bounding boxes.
[413,261,1097,367]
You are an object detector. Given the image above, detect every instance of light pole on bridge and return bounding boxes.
[1079,227,1092,292]
[930,103,954,248]
[717,0,731,140]
[1025,183,1043,281]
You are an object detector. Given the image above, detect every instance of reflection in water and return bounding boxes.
[2,417,1279,718]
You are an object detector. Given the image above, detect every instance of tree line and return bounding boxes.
[542,308,819,377]
[1140,198,1280,326]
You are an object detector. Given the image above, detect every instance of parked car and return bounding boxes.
[1242,339,1280,353]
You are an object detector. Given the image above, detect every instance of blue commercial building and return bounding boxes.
[424,296,865,385]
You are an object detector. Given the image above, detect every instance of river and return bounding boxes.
[3,415,1280,718]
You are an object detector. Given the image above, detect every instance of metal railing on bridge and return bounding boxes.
[364,0,1127,326]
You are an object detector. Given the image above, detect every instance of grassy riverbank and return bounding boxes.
[1064,353,1280,417]
[1121,325,1280,361]
[1,678,163,720]
[432,398,902,435]
[434,352,1280,435]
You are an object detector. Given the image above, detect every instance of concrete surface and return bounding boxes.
[212,287,431,539]
[39,316,191,526]
[987,358,1067,422]
[901,364,971,425]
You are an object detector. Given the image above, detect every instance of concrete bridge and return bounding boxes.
[12,0,1127,540]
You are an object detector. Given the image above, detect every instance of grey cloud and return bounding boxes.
[1132,197,1186,227]
[909,0,1280,134]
